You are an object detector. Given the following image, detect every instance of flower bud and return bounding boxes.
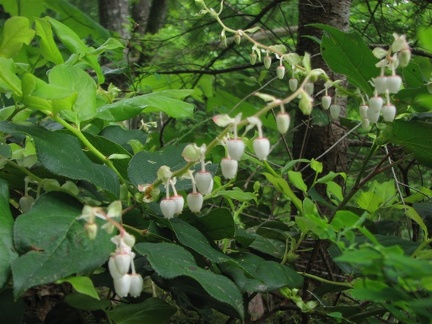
[289,78,298,92]
[398,48,411,67]
[361,118,370,130]
[250,52,257,65]
[226,139,245,160]
[386,75,402,94]
[172,195,185,215]
[321,95,331,110]
[367,109,380,124]
[369,96,383,113]
[129,274,144,298]
[160,198,177,219]
[19,195,34,213]
[304,82,314,95]
[374,76,388,94]
[299,93,313,115]
[234,33,241,45]
[276,112,290,134]
[253,137,270,160]
[182,143,201,162]
[187,192,204,213]
[195,171,214,195]
[382,104,396,122]
[221,158,238,179]
[84,222,98,240]
[263,56,271,69]
[108,256,122,279]
[276,65,285,79]
[114,252,132,275]
[359,104,369,119]
[329,104,341,119]
[114,274,131,298]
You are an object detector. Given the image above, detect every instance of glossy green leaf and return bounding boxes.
[99,125,147,153]
[0,179,18,289]
[128,144,186,187]
[135,242,244,321]
[108,298,176,324]
[0,57,22,97]
[11,193,113,298]
[169,218,229,263]
[0,122,120,196]
[0,17,35,58]
[34,18,64,65]
[248,235,286,259]
[379,120,432,167]
[57,276,99,300]
[392,205,428,238]
[0,0,47,21]
[49,64,97,122]
[187,208,235,240]
[220,253,303,293]
[313,24,376,95]
[96,100,144,122]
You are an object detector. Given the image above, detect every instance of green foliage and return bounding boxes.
[0,1,431,323]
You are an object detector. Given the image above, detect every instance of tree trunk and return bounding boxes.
[294,0,351,188]
[146,0,168,34]
[98,0,130,40]
[132,0,152,35]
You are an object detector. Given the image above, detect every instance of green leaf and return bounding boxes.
[45,0,111,42]
[135,242,244,321]
[0,57,22,97]
[0,122,120,196]
[220,253,303,293]
[393,205,428,238]
[140,90,195,118]
[316,171,346,184]
[89,38,124,56]
[379,120,432,167]
[0,179,18,289]
[98,90,194,120]
[96,101,144,122]
[45,17,104,84]
[187,208,235,240]
[312,24,376,95]
[65,293,110,311]
[34,18,64,65]
[169,218,229,263]
[108,298,176,324]
[128,145,187,187]
[248,235,286,259]
[214,187,257,203]
[0,289,24,323]
[57,276,100,300]
[288,171,307,193]
[418,26,432,52]
[49,64,97,122]
[100,125,147,153]
[0,17,35,58]
[11,193,113,298]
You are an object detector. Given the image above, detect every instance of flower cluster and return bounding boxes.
[76,201,143,298]
[108,233,143,298]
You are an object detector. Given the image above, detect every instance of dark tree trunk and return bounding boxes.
[146,0,168,34]
[294,0,351,187]
[98,0,130,40]
[132,0,152,35]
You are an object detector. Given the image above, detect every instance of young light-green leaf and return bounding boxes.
[0,17,35,58]
[57,276,99,300]
[34,18,64,65]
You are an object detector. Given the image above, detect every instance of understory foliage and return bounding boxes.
[0,1,432,323]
